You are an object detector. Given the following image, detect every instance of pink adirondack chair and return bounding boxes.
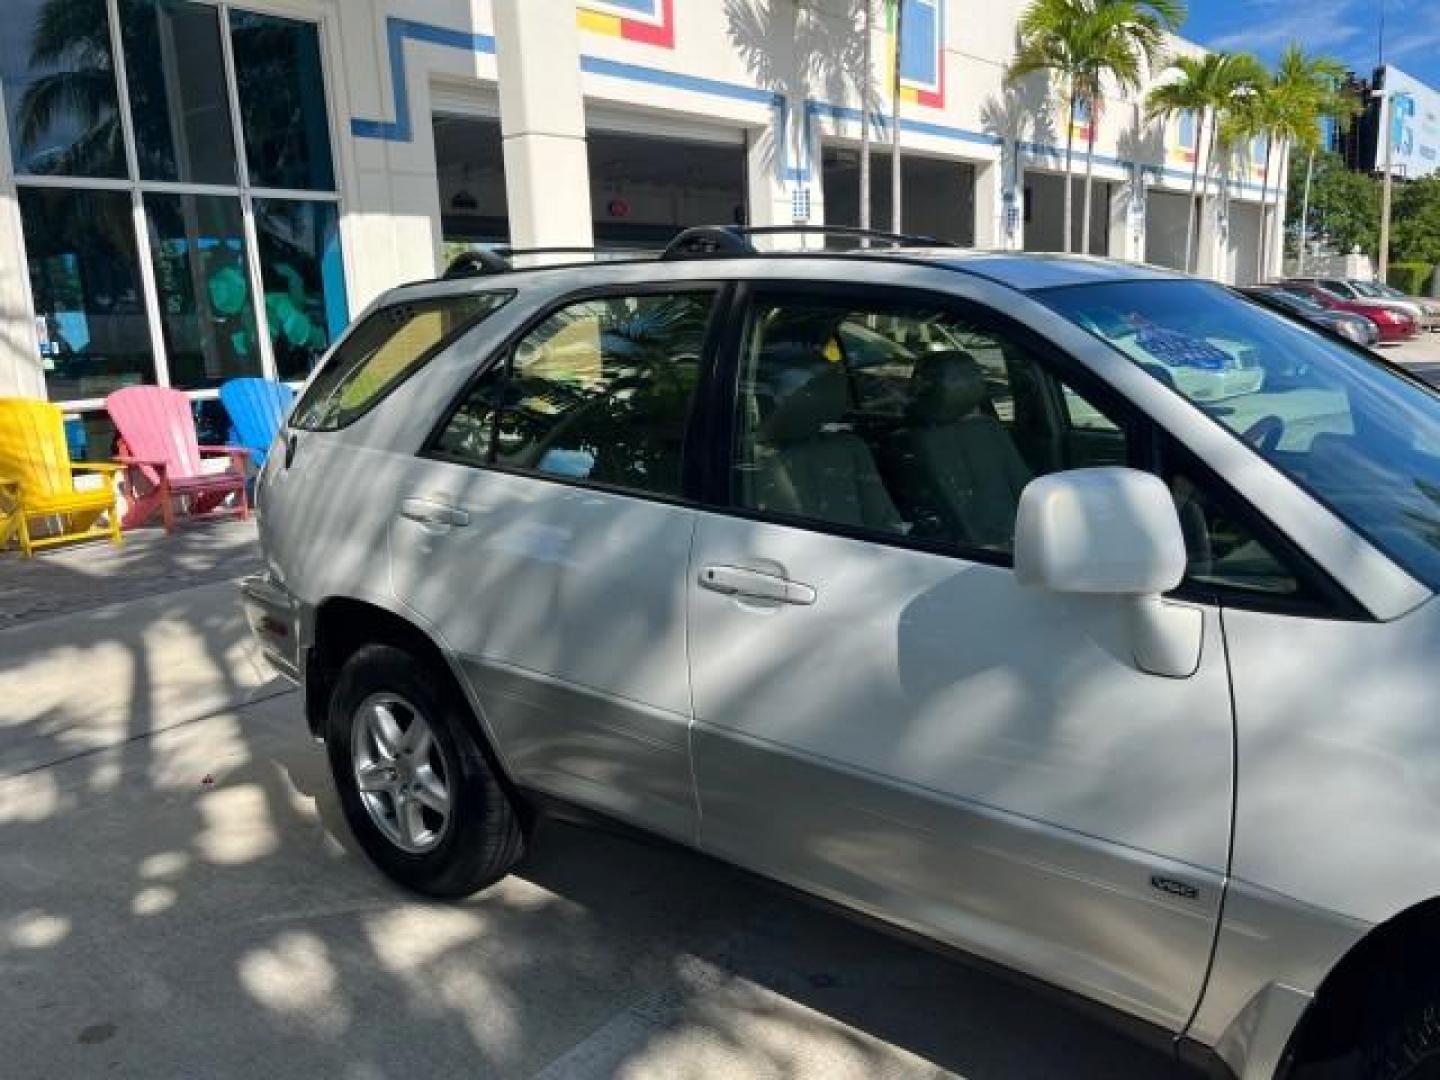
[106,387,250,532]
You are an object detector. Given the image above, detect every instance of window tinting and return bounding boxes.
[1042,279,1440,592]
[734,299,1129,553]
[20,187,155,402]
[1,0,126,177]
[292,294,510,431]
[229,11,334,191]
[252,198,348,380]
[120,0,236,184]
[436,293,712,498]
[144,192,262,389]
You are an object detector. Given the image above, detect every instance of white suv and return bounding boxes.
[244,228,1440,1080]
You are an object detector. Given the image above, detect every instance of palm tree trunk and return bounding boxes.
[890,0,904,232]
[1199,111,1219,275]
[1256,136,1275,282]
[1183,111,1205,275]
[1081,98,1097,255]
[859,0,872,232]
[1063,92,1076,254]
[1297,147,1315,275]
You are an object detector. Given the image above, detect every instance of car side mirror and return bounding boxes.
[1014,468,1202,679]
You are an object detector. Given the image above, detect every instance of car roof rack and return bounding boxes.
[443,245,652,279]
[660,224,951,260]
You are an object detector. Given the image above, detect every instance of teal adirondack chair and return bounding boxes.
[219,378,296,468]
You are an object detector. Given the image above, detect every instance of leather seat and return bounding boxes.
[751,363,903,532]
[893,350,1032,548]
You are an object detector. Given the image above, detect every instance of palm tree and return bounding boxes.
[1146,51,1262,273]
[1008,0,1185,255]
[1073,0,1185,254]
[1252,45,1348,279]
[16,0,125,177]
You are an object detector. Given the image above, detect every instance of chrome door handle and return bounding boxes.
[699,565,816,605]
[400,496,470,527]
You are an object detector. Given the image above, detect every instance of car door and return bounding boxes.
[388,287,720,844]
[686,285,1235,1032]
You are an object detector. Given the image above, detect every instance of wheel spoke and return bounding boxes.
[396,792,426,846]
[413,767,449,815]
[366,702,404,760]
[404,723,433,763]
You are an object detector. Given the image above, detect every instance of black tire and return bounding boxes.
[1365,992,1440,1080]
[325,643,524,898]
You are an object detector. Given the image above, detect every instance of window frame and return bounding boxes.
[421,282,734,509]
[706,281,1361,617]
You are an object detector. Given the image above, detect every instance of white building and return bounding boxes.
[0,0,1285,451]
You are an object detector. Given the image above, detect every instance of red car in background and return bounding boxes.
[1273,281,1418,343]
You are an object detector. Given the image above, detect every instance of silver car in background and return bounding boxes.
[245,229,1440,1080]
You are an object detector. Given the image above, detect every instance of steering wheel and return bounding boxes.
[1242,414,1284,453]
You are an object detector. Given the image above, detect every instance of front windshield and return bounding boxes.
[1351,281,1388,298]
[1040,279,1440,591]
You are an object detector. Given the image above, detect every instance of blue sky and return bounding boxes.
[1184,0,1440,89]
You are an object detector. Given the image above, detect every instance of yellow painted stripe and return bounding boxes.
[577,9,622,35]
[901,86,919,104]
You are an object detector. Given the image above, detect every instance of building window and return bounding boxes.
[1,0,127,178]
[145,192,262,389]
[18,187,155,403]
[120,0,238,185]
[2,0,345,414]
[229,11,334,192]
[252,198,348,380]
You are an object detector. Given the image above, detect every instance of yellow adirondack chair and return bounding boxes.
[0,399,124,557]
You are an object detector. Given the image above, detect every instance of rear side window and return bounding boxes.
[431,291,714,499]
[291,293,511,430]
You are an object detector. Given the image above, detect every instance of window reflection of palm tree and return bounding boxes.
[16,0,124,176]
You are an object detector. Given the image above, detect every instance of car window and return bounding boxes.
[1042,278,1440,591]
[432,291,712,498]
[731,296,1131,555]
[292,293,511,431]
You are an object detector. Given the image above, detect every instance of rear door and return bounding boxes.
[388,287,721,843]
[686,284,1236,1031]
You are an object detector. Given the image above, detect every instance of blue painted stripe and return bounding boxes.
[350,18,495,143]
[350,16,1274,201]
[579,55,779,106]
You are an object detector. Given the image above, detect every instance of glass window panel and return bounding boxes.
[1,0,126,177]
[291,294,512,431]
[19,187,155,402]
[229,11,334,191]
[490,293,712,497]
[144,192,262,390]
[252,199,348,380]
[733,298,1132,552]
[119,0,236,184]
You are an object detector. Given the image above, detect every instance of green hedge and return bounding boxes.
[1387,262,1435,296]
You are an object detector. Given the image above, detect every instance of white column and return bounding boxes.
[0,189,44,399]
[493,0,592,252]
[1109,174,1135,261]
[973,157,1006,250]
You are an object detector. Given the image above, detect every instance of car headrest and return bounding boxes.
[906,350,989,426]
[759,364,851,445]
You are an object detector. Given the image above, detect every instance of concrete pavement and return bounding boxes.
[0,527,1181,1079]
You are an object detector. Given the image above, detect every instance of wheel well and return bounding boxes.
[306,598,463,740]
[1284,897,1440,1072]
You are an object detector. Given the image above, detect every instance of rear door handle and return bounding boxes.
[699,565,816,605]
[400,496,470,528]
